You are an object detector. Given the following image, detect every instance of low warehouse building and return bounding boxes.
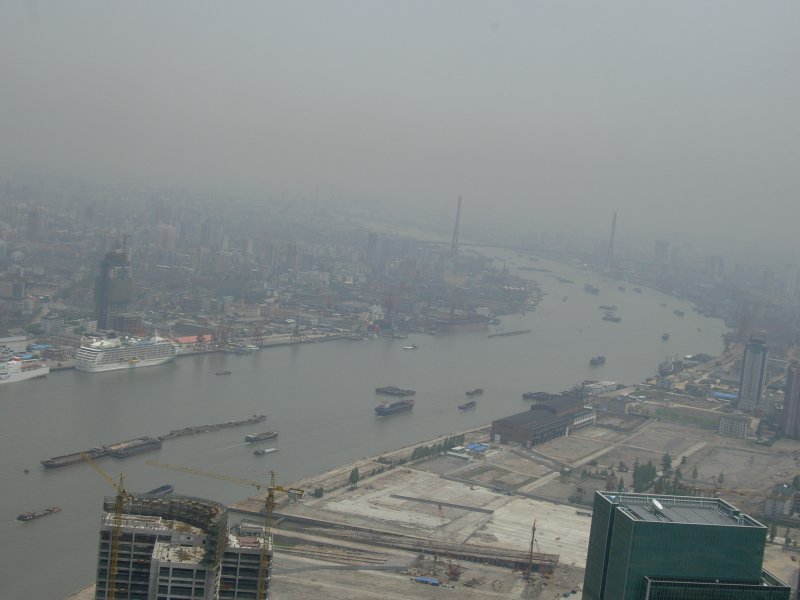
[491,395,595,447]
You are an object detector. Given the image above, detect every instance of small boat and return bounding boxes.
[458,400,477,410]
[633,287,642,293]
[617,286,626,291]
[215,371,231,376]
[402,345,418,350]
[144,484,174,496]
[465,388,484,396]
[254,448,278,456]
[17,506,61,521]
[602,314,621,322]
[590,356,606,367]
[598,305,617,311]
[245,431,278,443]
[673,310,685,317]
[662,333,670,341]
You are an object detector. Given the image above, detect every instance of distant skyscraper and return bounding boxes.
[583,491,790,600]
[94,239,133,330]
[26,206,44,242]
[784,263,798,300]
[710,255,724,283]
[738,336,768,411]
[782,360,800,439]
[653,239,669,264]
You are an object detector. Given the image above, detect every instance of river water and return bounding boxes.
[0,254,727,598]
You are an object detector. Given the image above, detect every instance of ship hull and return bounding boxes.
[375,400,414,416]
[75,354,176,373]
[0,365,49,384]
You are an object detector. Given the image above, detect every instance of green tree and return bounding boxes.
[348,467,360,489]
[691,465,698,479]
[769,523,777,543]
[793,475,800,491]
[661,453,672,474]
[784,529,791,546]
[717,472,725,485]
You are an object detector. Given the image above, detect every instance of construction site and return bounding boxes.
[66,404,800,600]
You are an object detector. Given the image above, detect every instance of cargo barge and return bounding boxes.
[375,399,415,416]
[245,431,278,443]
[17,506,61,521]
[144,484,174,496]
[458,400,477,410]
[465,388,484,396]
[375,386,416,396]
[42,415,267,468]
[488,330,531,339]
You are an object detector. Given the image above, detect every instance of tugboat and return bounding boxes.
[402,345,418,350]
[465,388,484,396]
[458,400,477,410]
[17,506,61,521]
[215,370,232,376]
[673,310,685,317]
[602,313,622,322]
[590,356,606,367]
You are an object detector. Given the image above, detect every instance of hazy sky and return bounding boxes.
[1,1,798,248]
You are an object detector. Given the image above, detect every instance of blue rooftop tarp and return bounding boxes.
[414,577,440,586]
[466,443,488,452]
[713,392,738,400]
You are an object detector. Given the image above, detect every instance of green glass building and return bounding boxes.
[583,492,791,600]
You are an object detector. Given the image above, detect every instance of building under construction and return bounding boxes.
[95,493,272,600]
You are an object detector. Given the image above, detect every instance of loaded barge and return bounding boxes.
[375,385,416,397]
[17,506,61,521]
[41,414,267,469]
[375,399,415,416]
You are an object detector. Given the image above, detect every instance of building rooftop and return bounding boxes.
[152,541,205,565]
[599,492,764,528]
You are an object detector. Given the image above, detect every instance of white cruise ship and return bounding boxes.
[0,358,50,384]
[74,335,180,373]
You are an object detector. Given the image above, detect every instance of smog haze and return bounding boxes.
[1,1,798,252]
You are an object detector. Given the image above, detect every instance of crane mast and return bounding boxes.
[82,453,129,600]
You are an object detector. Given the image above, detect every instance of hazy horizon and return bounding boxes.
[1,1,798,254]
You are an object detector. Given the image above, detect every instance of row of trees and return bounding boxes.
[409,434,466,461]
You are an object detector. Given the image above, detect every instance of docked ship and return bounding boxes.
[375,399,415,416]
[375,385,416,396]
[590,356,606,366]
[74,334,179,373]
[458,400,477,410]
[17,506,61,521]
[245,431,278,443]
[0,357,49,384]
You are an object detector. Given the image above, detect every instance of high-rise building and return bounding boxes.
[709,255,724,283]
[653,239,669,264]
[583,491,790,600]
[95,493,273,600]
[738,336,768,411]
[781,360,800,439]
[94,239,133,330]
[26,206,44,242]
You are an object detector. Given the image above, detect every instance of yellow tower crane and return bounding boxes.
[146,461,304,600]
[81,453,131,600]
